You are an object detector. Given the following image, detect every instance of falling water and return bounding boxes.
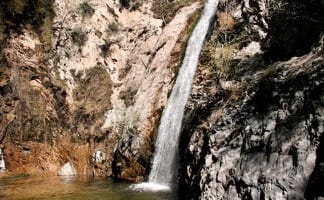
[132,0,219,191]
[57,162,76,176]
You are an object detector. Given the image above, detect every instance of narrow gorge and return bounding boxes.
[0,0,323,199]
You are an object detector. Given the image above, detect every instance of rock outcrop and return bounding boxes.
[180,0,324,199]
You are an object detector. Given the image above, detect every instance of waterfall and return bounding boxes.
[0,149,6,172]
[57,162,76,176]
[132,0,219,191]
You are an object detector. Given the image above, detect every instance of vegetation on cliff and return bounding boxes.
[0,0,55,50]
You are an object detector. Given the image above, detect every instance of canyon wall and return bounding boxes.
[1,0,323,199]
[180,0,324,199]
[0,0,199,179]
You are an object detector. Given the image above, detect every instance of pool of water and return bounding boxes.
[0,175,179,200]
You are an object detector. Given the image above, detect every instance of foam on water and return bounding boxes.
[57,161,76,176]
[130,182,170,192]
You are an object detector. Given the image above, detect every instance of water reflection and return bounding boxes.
[0,175,178,199]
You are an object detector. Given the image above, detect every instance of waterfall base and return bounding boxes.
[57,162,76,176]
[130,182,170,191]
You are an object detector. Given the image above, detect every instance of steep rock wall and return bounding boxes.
[180,0,324,199]
[0,0,200,178]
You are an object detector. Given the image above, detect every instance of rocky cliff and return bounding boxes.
[0,0,200,178]
[0,0,323,199]
[180,0,324,199]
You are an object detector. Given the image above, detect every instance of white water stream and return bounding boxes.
[132,0,219,191]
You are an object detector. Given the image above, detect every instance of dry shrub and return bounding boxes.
[217,12,235,32]
[73,65,113,139]
[118,61,132,80]
[151,0,200,25]
[78,1,95,18]
[120,161,145,181]
[119,87,137,107]
[71,29,88,48]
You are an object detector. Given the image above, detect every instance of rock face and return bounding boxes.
[109,1,200,181]
[179,0,324,199]
[0,0,200,178]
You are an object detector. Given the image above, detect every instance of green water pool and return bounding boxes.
[0,175,178,200]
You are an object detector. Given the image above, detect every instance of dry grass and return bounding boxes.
[73,65,113,139]
[200,35,238,79]
[151,0,200,25]
[217,12,235,33]
[198,10,248,79]
[214,44,236,74]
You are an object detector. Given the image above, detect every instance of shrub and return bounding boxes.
[0,0,55,49]
[118,61,132,80]
[73,65,113,133]
[119,87,138,107]
[71,29,88,48]
[78,1,95,18]
[107,22,120,33]
[119,0,143,11]
[151,0,199,25]
[99,39,114,57]
[41,16,53,51]
[119,0,130,9]
[33,0,55,29]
